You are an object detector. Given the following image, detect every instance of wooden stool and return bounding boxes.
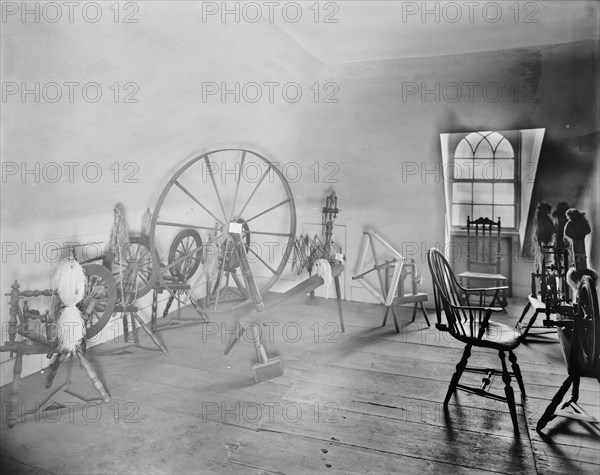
[382,257,430,332]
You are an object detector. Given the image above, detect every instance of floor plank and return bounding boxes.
[1,296,598,474]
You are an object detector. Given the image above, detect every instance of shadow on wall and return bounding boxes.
[523,131,599,259]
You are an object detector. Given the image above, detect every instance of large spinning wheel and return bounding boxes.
[149,149,296,314]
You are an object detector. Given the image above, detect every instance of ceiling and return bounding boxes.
[275,1,599,64]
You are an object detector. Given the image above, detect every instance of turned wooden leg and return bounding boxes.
[334,276,345,333]
[499,350,518,430]
[7,352,23,428]
[537,375,573,431]
[410,303,418,323]
[382,307,390,327]
[420,302,431,327]
[151,288,158,333]
[131,313,169,356]
[76,350,110,403]
[509,350,526,399]
[122,313,129,342]
[45,352,65,389]
[445,344,471,406]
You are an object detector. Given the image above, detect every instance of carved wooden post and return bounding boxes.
[7,281,20,346]
[7,352,23,428]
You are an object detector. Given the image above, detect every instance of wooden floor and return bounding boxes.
[1,295,599,474]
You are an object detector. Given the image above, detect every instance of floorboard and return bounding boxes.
[1,296,598,474]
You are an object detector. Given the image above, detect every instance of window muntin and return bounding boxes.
[450,131,517,228]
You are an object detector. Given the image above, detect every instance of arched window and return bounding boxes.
[450,131,517,228]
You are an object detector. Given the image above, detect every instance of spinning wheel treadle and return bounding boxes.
[149,149,296,314]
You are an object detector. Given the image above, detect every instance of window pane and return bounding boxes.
[452,204,470,226]
[494,205,515,228]
[453,159,473,179]
[494,183,515,205]
[474,139,493,158]
[452,183,472,203]
[454,139,474,158]
[495,138,514,158]
[493,159,514,180]
[473,205,493,220]
[473,159,494,179]
[486,131,504,150]
[473,183,493,203]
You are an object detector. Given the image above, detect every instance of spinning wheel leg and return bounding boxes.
[45,352,66,389]
[537,374,573,431]
[76,350,110,403]
[7,352,23,428]
[131,312,169,356]
[334,275,345,333]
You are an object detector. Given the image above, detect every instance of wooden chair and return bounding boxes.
[427,248,525,430]
[458,217,508,307]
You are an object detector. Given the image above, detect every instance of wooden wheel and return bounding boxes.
[576,275,600,370]
[103,235,158,304]
[80,264,118,340]
[168,229,203,281]
[150,149,296,313]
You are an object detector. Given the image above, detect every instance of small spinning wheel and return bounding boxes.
[103,235,158,304]
[168,229,203,281]
[150,149,296,313]
[53,264,118,340]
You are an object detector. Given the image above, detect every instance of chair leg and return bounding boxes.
[515,301,534,337]
[499,350,518,430]
[445,344,471,406]
[508,350,526,399]
[420,302,431,327]
[410,303,418,323]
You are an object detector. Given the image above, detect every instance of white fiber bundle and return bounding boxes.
[53,258,87,352]
[315,259,333,299]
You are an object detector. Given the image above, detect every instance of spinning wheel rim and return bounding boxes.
[149,149,296,314]
[577,275,600,370]
[81,264,118,340]
[168,229,203,281]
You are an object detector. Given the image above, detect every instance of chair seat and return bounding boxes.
[452,320,522,350]
[458,271,507,281]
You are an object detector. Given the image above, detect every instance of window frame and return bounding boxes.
[448,131,521,231]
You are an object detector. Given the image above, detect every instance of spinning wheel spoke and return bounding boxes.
[173,181,225,226]
[247,230,292,238]
[157,220,219,232]
[230,150,246,219]
[204,155,229,222]
[247,245,278,275]
[235,164,273,219]
[245,198,292,224]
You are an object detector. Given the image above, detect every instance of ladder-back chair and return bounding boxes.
[427,248,525,430]
[458,216,508,307]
